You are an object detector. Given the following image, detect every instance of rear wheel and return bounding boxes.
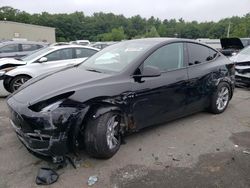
[210,82,231,114]
[84,111,121,158]
[9,75,31,92]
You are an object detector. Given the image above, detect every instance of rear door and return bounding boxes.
[131,42,189,129]
[186,42,219,112]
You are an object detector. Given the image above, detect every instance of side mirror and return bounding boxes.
[38,57,48,63]
[141,65,161,77]
[133,65,161,81]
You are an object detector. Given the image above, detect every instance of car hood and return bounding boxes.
[11,67,112,105]
[0,58,26,69]
[230,53,250,63]
[220,38,244,50]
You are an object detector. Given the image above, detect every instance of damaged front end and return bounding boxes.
[235,61,250,87]
[7,91,89,162]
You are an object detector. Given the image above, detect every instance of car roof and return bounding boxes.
[115,38,212,49]
[121,37,201,44]
[49,45,99,51]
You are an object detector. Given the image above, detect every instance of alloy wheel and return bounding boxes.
[12,77,29,91]
[106,115,120,150]
[216,86,229,111]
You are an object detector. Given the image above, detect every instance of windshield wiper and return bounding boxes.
[85,68,102,73]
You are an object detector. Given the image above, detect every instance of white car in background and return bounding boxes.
[0,45,99,96]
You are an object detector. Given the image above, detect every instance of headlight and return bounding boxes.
[28,91,75,112]
[1,67,16,72]
[0,67,16,77]
[0,71,5,76]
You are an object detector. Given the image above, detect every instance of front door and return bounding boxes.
[131,42,189,129]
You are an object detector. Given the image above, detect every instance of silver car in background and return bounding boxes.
[0,45,99,96]
[0,41,48,59]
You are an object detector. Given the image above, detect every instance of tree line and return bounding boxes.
[0,6,250,42]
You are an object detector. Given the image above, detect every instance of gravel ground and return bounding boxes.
[0,88,250,188]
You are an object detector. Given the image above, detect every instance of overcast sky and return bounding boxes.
[1,0,250,22]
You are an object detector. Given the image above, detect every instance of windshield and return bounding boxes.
[239,46,250,55]
[21,47,52,61]
[79,40,156,73]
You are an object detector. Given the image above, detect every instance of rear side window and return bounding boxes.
[0,44,19,53]
[75,48,97,58]
[45,48,74,62]
[187,43,217,66]
[22,44,38,51]
[144,43,184,71]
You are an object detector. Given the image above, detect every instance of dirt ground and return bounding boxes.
[0,88,250,188]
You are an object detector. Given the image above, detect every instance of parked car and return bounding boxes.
[90,42,117,50]
[70,40,90,46]
[0,45,99,96]
[0,41,47,59]
[7,38,235,162]
[220,38,250,57]
[230,46,250,87]
[196,38,221,50]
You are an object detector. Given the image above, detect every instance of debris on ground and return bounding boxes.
[36,167,59,185]
[243,150,250,155]
[81,160,94,168]
[172,158,180,162]
[234,144,239,148]
[168,147,176,149]
[87,175,98,186]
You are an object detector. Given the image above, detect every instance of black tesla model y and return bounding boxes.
[7,38,235,161]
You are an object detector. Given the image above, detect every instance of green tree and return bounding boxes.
[145,26,160,37]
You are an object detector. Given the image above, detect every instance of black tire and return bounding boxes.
[84,111,121,159]
[209,82,231,114]
[9,75,31,93]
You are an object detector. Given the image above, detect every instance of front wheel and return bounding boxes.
[9,75,31,93]
[84,111,121,158]
[209,82,231,114]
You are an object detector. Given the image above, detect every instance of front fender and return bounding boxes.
[91,105,122,119]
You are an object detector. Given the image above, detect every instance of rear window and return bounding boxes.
[188,43,217,65]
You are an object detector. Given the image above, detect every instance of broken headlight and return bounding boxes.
[29,91,75,112]
[41,100,63,113]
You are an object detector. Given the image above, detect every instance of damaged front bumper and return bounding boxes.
[10,119,68,157]
[7,96,88,159]
[235,62,250,87]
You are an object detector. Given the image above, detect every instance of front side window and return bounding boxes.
[0,44,19,53]
[188,43,217,65]
[144,43,184,72]
[45,48,73,62]
[75,48,97,58]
